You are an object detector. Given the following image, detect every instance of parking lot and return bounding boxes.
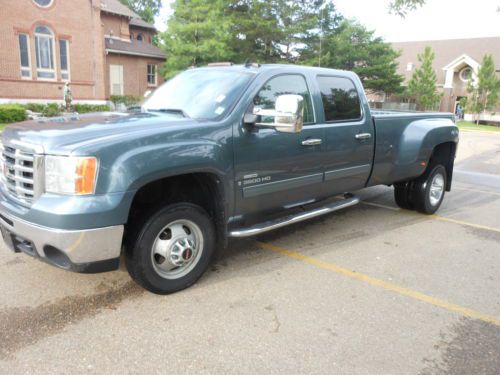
[0,129,499,374]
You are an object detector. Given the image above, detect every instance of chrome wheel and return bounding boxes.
[151,219,204,279]
[429,173,445,206]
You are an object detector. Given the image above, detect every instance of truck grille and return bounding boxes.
[0,142,39,206]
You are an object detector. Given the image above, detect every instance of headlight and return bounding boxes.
[45,156,98,195]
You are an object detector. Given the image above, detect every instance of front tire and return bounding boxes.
[125,203,215,294]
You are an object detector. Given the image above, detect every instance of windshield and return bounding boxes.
[142,69,254,120]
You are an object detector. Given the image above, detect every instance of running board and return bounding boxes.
[229,196,360,238]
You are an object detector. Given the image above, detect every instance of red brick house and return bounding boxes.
[367,37,499,122]
[0,0,166,104]
[392,37,500,118]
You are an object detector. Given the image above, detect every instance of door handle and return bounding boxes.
[301,138,322,146]
[355,133,372,140]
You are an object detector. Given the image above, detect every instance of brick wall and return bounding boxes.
[129,26,155,44]
[0,0,106,101]
[105,53,165,98]
[102,13,130,39]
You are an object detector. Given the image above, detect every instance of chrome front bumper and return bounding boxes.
[0,210,123,273]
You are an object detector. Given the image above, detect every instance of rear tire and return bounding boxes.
[125,203,215,294]
[394,181,414,210]
[411,164,447,214]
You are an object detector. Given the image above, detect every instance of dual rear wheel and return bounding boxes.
[394,164,447,214]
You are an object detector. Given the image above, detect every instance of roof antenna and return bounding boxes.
[244,58,252,68]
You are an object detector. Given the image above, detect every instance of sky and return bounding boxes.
[155,0,500,42]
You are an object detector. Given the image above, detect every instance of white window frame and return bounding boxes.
[18,33,32,80]
[147,64,157,87]
[35,26,57,81]
[59,39,70,81]
[459,67,473,83]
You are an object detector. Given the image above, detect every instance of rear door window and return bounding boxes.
[316,76,362,122]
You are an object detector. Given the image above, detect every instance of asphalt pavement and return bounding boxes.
[0,129,499,374]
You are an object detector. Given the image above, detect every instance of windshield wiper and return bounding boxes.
[146,108,191,118]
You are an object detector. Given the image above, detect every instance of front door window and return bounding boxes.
[253,74,315,124]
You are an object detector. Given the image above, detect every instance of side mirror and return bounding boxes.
[253,94,304,133]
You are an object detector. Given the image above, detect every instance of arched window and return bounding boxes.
[459,67,473,82]
[137,33,144,42]
[35,25,56,79]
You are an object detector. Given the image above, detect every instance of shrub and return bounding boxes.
[73,104,110,113]
[0,104,27,124]
[42,103,62,117]
[110,95,142,107]
[24,103,46,113]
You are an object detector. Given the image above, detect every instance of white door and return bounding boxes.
[110,65,124,95]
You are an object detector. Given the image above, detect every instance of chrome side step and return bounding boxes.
[229,195,360,238]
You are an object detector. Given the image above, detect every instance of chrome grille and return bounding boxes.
[0,142,38,206]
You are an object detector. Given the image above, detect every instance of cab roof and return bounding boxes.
[193,63,356,78]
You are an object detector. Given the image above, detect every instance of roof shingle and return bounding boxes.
[101,0,138,18]
[392,37,500,83]
[105,38,166,59]
[101,0,156,29]
[130,18,156,30]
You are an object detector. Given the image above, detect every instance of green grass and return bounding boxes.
[0,123,8,132]
[457,121,500,132]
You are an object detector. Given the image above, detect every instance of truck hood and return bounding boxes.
[1,112,200,155]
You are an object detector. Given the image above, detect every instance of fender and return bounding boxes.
[107,140,229,192]
[107,138,233,221]
[369,116,458,186]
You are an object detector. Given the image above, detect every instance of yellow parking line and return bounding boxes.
[431,215,500,233]
[361,201,500,234]
[258,242,500,326]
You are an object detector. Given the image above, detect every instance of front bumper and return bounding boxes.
[0,209,123,273]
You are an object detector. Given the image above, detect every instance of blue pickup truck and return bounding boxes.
[0,64,458,294]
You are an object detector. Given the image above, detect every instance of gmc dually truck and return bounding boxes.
[0,64,459,294]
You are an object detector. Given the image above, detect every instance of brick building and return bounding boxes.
[369,37,500,122]
[392,37,500,117]
[0,0,166,104]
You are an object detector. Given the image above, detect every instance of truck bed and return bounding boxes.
[368,110,457,187]
[371,109,455,121]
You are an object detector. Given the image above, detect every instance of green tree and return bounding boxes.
[406,46,442,111]
[304,20,403,96]
[161,0,234,77]
[388,0,497,17]
[162,0,343,74]
[389,0,425,17]
[227,0,342,64]
[160,0,404,91]
[119,0,162,23]
[467,54,500,124]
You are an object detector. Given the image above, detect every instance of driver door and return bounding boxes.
[233,73,325,219]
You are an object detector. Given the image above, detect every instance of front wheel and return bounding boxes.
[125,203,215,294]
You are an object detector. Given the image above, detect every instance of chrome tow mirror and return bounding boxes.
[253,94,304,134]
